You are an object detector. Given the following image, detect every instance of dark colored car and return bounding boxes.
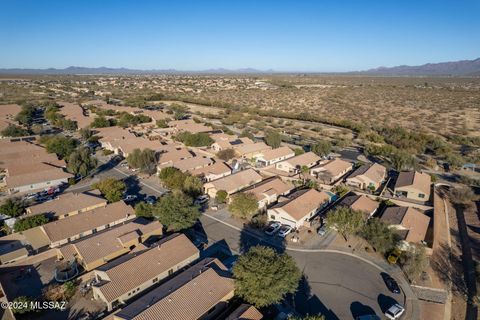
[382,273,401,294]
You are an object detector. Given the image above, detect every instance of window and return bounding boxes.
[270,215,276,220]
[418,193,425,199]
[168,269,173,276]
[153,277,158,283]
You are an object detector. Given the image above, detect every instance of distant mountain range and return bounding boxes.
[358,57,480,76]
[0,58,479,75]
[0,66,274,75]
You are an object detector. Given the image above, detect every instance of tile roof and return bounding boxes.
[280,152,321,168]
[59,219,162,265]
[207,169,262,193]
[42,201,134,243]
[226,304,263,320]
[259,146,295,161]
[272,189,330,221]
[348,163,386,183]
[339,194,378,214]
[190,161,231,177]
[114,258,233,320]
[312,158,352,177]
[158,156,213,172]
[242,177,293,202]
[58,101,94,129]
[157,148,193,164]
[235,142,271,156]
[96,233,199,303]
[394,171,431,196]
[26,190,106,218]
[380,206,430,243]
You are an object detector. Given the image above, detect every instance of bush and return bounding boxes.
[14,214,49,232]
[42,135,78,158]
[127,148,157,174]
[93,178,126,202]
[1,124,30,137]
[265,130,282,149]
[228,193,258,219]
[175,132,213,147]
[217,148,236,161]
[91,116,116,128]
[0,198,24,217]
[216,190,228,204]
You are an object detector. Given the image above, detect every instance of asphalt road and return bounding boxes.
[197,214,404,319]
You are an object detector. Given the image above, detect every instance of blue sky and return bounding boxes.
[0,0,478,71]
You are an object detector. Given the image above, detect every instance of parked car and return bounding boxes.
[277,225,293,238]
[317,225,327,236]
[123,194,137,202]
[145,196,157,205]
[24,193,37,201]
[193,237,207,250]
[265,222,282,236]
[384,303,405,320]
[382,273,401,294]
[120,162,129,167]
[194,195,209,206]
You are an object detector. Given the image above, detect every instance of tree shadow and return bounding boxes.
[350,301,377,318]
[292,275,339,320]
[238,223,286,254]
[122,175,145,202]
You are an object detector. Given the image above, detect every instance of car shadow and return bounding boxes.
[350,301,377,318]
[238,224,286,254]
[377,293,398,313]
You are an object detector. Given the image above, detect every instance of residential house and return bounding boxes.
[210,133,254,152]
[267,189,332,228]
[203,169,263,198]
[57,218,163,271]
[241,177,294,210]
[380,206,430,244]
[190,161,232,182]
[112,258,234,320]
[394,171,432,201]
[0,138,73,194]
[158,156,213,173]
[93,233,200,311]
[256,146,295,167]
[25,190,107,219]
[338,194,379,217]
[275,152,321,175]
[58,101,94,129]
[157,147,193,167]
[310,158,353,184]
[40,201,135,247]
[235,142,272,159]
[0,227,51,264]
[345,163,387,191]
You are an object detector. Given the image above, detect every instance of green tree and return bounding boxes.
[42,136,78,158]
[153,191,200,231]
[93,178,126,202]
[169,104,189,120]
[229,193,258,219]
[361,218,398,254]
[135,201,154,218]
[233,246,301,308]
[0,198,24,217]
[14,215,49,232]
[311,140,332,157]
[79,128,93,140]
[175,132,213,147]
[11,296,36,314]
[67,147,98,177]
[326,207,364,241]
[265,130,282,149]
[1,124,30,137]
[127,148,157,174]
[91,116,116,128]
[183,175,203,197]
[159,167,187,190]
[15,105,35,125]
[399,244,428,283]
[390,150,416,171]
[216,190,228,204]
[294,148,305,156]
[217,148,236,161]
[156,119,168,128]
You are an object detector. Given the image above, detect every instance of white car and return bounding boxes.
[277,225,293,238]
[384,303,405,320]
[265,222,282,236]
[123,194,137,202]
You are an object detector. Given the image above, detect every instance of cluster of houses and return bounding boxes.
[0,101,436,319]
